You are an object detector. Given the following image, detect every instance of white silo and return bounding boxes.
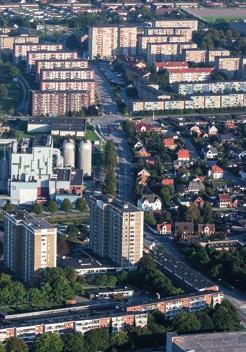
[78,140,92,176]
[63,139,75,168]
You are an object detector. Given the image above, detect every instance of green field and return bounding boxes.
[203,15,246,24]
[0,82,22,115]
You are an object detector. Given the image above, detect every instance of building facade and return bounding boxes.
[4,210,57,284]
[89,195,144,268]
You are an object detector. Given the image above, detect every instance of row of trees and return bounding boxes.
[91,256,181,297]
[103,140,117,196]
[0,299,241,352]
[0,268,82,312]
[33,198,87,215]
[183,246,246,291]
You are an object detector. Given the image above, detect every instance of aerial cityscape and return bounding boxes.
[0,0,245,351]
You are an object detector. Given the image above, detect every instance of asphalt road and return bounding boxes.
[16,75,31,114]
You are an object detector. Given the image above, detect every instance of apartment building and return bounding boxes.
[89,26,118,59]
[40,69,94,81]
[182,48,207,63]
[132,93,246,112]
[207,49,230,62]
[127,291,224,317]
[0,34,39,50]
[14,43,63,61]
[89,195,144,268]
[36,59,88,77]
[118,26,138,56]
[4,210,57,284]
[154,19,198,31]
[0,312,148,343]
[139,35,168,55]
[27,51,78,70]
[145,27,192,41]
[177,81,246,95]
[215,56,241,78]
[167,67,214,83]
[147,42,179,64]
[32,90,95,116]
[147,42,198,65]
[88,25,137,58]
[40,79,95,92]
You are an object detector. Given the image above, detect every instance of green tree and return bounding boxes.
[28,288,43,308]
[173,312,201,333]
[33,333,63,352]
[5,337,28,352]
[0,344,5,352]
[33,203,43,215]
[159,187,171,207]
[48,200,57,214]
[104,140,117,168]
[196,311,215,332]
[212,300,241,331]
[61,198,72,212]
[185,203,202,223]
[144,212,156,226]
[0,84,8,98]
[76,198,87,212]
[111,331,128,348]
[104,166,116,196]
[66,224,79,239]
[10,66,20,77]
[3,200,14,212]
[62,333,85,352]
[84,329,111,352]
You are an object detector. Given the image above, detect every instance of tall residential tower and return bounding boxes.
[89,195,143,268]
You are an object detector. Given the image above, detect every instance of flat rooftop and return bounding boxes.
[155,251,216,291]
[170,331,246,352]
[92,194,141,213]
[6,210,54,230]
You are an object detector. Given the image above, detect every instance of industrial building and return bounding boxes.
[0,136,90,205]
[89,195,144,268]
[4,210,57,284]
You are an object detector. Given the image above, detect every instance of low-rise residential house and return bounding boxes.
[135,122,151,133]
[156,222,172,235]
[197,224,215,236]
[208,125,218,136]
[137,193,162,211]
[190,125,201,136]
[218,193,231,208]
[134,141,143,150]
[193,196,205,208]
[163,137,176,150]
[175,222,194,237]
[203,145,218,160]
[218,193,238,208]
[177,149,190,161]
[137,169,150,186]
[161,178,174,187]
[209,165,224,179]
[187,178,205,193]
[138,148,151,158]
[219,133,235,144]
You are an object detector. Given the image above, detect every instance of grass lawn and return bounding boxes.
[202,15,246,24]
[0,82,22,115]
[85,129,100,142]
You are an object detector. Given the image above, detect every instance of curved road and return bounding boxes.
[16,75,31,114]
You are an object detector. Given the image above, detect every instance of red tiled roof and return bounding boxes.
[219,193,230,202]
[157,223,171,232]
[155,61,188,69]
[212,165,224,173]
[167,67,214,74]
[178,149,190,159]
[162,178,174,186]
[163,137,175,146]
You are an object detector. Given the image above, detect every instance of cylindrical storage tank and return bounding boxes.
[78,140,92,176]
[63,139,75,168]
